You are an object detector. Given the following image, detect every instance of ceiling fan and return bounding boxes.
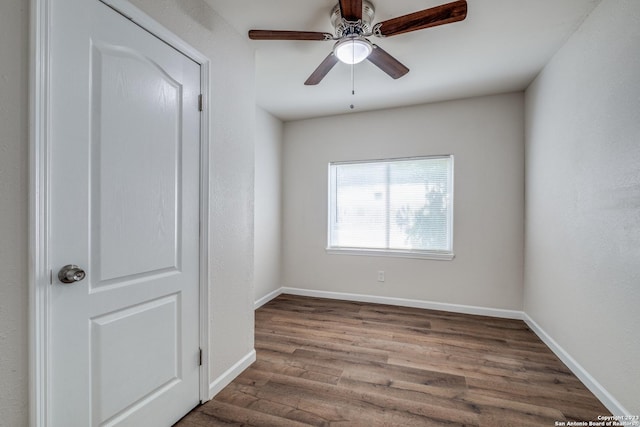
[248,0,468,85]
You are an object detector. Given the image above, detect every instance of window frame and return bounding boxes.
[326,155,455,261]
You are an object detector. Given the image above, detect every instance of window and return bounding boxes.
[328,155,454,260]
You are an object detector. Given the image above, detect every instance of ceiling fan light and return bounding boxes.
[334,37,373,65]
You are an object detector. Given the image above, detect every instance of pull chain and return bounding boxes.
[350,40,355,109]
[351,62,355,95]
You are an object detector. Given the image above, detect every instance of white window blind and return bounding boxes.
[328,156,454,259]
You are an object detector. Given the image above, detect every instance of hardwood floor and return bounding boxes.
[176,295,610,426]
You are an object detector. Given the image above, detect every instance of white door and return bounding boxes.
[49,1,201,426]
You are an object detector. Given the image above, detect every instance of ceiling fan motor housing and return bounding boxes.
[331,0,375,37]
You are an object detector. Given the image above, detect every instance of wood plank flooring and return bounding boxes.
[175,295,610,426]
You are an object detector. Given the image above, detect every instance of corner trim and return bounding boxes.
[280,287,524,319]
[208,350,256,399]
[254,288,284,309]
[523,314,631,416]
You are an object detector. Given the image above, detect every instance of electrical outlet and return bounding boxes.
[377,271,385,282]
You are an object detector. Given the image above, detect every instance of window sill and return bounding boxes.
[325,247,455,261]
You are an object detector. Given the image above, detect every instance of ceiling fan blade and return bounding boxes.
[304,53,339,85]
[248,30,333,41]
[375,0,467,37]
[367,45,409,79]
[339,0,362,22]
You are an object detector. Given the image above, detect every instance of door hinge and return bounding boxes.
[50,269,53,285]
[199,348,203,366]
[198,94,203,112]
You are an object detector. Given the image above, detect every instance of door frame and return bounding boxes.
[28,1,212,425]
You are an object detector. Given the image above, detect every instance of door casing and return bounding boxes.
[28,1,212,425]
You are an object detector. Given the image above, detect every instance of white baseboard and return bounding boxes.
[208,349,256,399]
[254,288,284,309]
[280,287,524,319]
[523,314,630,416]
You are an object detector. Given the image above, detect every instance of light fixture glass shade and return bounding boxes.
[334,37,373,65]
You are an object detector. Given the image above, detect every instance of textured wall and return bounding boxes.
[0,0,29,425]
[254,107,283,304]
[282,93,525,310]
[524,0,640,414]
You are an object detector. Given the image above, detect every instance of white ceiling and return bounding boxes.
[205,0,601,121]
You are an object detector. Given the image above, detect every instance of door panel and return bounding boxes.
[90,294,180,425]
[49,1,201,426]
[90,42,182,287]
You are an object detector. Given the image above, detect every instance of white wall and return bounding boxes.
[129,0,256,388]
[254,107,283,304]
[0,1,29,425]
[524,0,640,415]
[283,93,525,310]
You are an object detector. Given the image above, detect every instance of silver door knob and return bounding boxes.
[58,265,86,284]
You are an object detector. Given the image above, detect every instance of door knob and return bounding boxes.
[58,265,86,284]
